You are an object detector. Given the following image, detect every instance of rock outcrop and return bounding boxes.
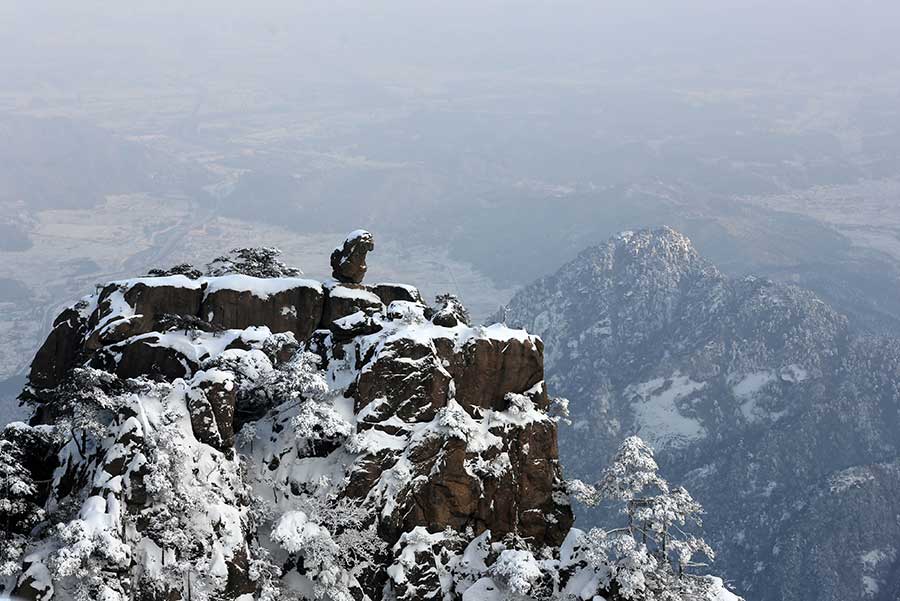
[330,229,374,284]
[5,231,574,601]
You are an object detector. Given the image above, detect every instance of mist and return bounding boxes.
[3,0,900,369]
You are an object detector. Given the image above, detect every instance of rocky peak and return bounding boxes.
[499,226,900,601]
[612,226,706,272]
[6,231,575,601]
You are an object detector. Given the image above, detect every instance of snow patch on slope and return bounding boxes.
[628,373,706,450]
[731,371,775,423]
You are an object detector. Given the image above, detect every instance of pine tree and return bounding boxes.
[0,424,47,583]
[270,494,384,601]
[570,436,715,600]
[432,293,471,327]
[205,247,302,278]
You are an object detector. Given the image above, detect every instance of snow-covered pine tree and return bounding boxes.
[569,435,715,600]
[432,293,471,327]
[0,423,50,587]
[205,247,302,278]
[148,247,302,280]
[22,367,128,457]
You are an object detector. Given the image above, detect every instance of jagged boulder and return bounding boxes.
[396,417,570,546]
[321,282,384,326]
[436,336,546,412]
[355,336,453,420]
[371,283,423,306]
[330,229,374,284]
[186,371,237,453]
[347,318,573,548]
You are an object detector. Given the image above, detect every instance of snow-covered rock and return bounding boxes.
[4,233,576,601]
[330,229,374,284]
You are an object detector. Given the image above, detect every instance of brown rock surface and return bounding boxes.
[355,337,451,421]
[330,230,374,284]
[321,283,384,327]
[30,276,327,395]
[201,282,323,341]
[435,336,546,412]
[186,375,237,452]
[28,306,88,389]
[86,280,203,345]
[345,320,572,549]
[401,420,571,546]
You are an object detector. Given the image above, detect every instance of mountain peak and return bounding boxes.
[615,225,696,250]
[499,229,897,601]
[605,226,709,276]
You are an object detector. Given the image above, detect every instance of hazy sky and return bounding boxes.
[4,1,900,93]
[4,0,900,387]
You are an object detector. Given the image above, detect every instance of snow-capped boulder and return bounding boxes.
[329,310,383,342]
[99,334,196,381]
[371,282,423,306]
[321,281,384,326]
[26,276,324,394]
[200,275,324,341]
[339,312,573,548]
[330,229,374,284]
[88,277,205,344]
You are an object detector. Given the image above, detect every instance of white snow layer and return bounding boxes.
[629,373,706,449]
[110,274,322,299]
[202,274,322,298]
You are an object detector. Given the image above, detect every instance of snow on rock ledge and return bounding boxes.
[329,310,571,548]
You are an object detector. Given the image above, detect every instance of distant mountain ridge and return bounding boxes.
[500,226,900,601]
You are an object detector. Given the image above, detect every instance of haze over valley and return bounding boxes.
[4,2,900,390]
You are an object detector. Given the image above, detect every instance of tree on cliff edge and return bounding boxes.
[569,436,715,600]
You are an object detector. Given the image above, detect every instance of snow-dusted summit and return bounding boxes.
[499,226,900,601]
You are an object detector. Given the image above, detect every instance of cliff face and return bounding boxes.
[3,233,574,601]
[500,227,900,601]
